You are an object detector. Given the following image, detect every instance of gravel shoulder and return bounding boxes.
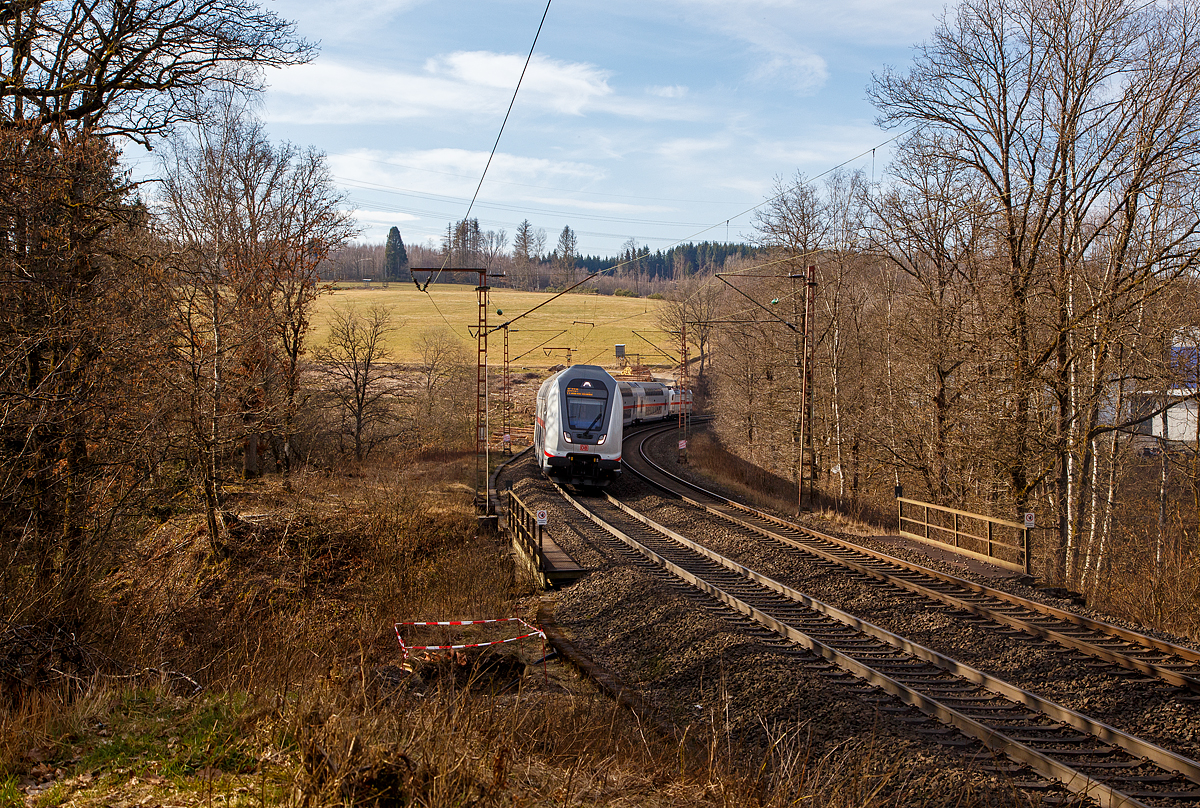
[497,452,1064,804]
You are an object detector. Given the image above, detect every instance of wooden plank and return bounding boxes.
[539,533,584,573]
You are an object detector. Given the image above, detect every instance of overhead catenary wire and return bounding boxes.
[417,0,553,292]
[485,127,921,337]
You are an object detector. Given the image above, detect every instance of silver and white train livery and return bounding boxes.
[535,365,624,486]
[618,381,693,424]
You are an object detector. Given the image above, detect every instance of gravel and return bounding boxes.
[495,431,1200,803]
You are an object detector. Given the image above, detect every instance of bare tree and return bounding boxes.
[157,100,256,547]
[481,229,508,273]
[1,0,312,143]
[658,274,724,381]
[262,146,358,471]
[412,328,473,451]
[313,305,400,462]
[865,135,990,503]
[870,0,1200,584]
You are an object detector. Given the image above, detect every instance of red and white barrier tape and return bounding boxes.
[395,617,546,660]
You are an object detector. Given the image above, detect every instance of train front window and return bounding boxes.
[565,379,608,432]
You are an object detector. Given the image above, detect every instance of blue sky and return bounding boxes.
[139,0,948,256]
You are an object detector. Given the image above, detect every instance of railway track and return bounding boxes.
[549,477,1200,808]
[623,423,1200,699]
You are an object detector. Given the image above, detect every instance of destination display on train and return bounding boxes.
[566,386,605,397]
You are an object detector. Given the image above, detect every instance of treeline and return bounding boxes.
[321,221,763,294]
[674,0,1200,639]
[577,241,765,278]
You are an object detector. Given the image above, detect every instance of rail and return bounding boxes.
[897,497,1030,576]
[554,482,1200,808]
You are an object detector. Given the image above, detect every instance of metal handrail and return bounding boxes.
[506,489,544,572]
[897,497,1031,576]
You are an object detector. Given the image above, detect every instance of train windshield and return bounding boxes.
[565,379,608,432]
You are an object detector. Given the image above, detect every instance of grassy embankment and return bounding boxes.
[0,289,1027,807]
[0,452,990,808]
[314,284,667,370]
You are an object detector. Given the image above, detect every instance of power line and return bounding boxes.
[460,1,553,247]
[420,0,553,291]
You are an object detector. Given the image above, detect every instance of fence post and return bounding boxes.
[537,523,544,573]
[924,504,930,541]
[953,511,959,549]
[1023,527,1031,577]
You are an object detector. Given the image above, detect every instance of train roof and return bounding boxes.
[549,364,614,381]
[541,364,618,391]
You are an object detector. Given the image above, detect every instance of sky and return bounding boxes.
[129,0,949,256]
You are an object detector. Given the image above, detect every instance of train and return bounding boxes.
[534,365,692,486]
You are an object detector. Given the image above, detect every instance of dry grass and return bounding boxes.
[1,672,1027,808]
[687,431,886,536]
[1,451,1039,807]
[1086,524,1200,642]
[311,285,666,369]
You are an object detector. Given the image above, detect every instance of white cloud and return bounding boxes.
[750,53,828,94]
[351,209,421,224]
[648,85,689,98]
[330,148,603,197]
[266,52,613,124]
[663,0,943,44]
[265,51,701,125]
[270,0,431,41]
[428,52,613,115]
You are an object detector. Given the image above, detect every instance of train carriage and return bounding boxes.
[534,365,623,486]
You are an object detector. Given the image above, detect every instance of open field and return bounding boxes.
[313,284,669,369]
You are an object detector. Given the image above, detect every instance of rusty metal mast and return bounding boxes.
[501,324,512,455]
[677,320,689,463]
[798,265,817,511]
[411,267,503,513]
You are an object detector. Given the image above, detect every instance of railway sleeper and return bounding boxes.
[1018,747,1123,760]
[911,684,984,695]
[938,695,1013,707]
[1005,734,1094,744]
[1010,780,1059,792]
[969,711,1046,722]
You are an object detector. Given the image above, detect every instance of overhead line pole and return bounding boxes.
[411,267,505,516]
[799,266,817,512]
[715,267,815,513]
[678,319,689,464]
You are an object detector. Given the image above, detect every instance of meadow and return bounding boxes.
[313,283,669,369]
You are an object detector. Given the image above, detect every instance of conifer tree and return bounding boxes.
[384,226,409,283]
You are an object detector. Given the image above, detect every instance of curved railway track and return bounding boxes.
[623,423,1200,698]
[552,480,1200,807]
[509,418,1200,807]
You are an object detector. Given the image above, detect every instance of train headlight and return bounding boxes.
[563,431,572,443]
[597,434,607,445]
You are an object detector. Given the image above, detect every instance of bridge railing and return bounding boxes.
[897,497,1031,576]
[507,489,544,572]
